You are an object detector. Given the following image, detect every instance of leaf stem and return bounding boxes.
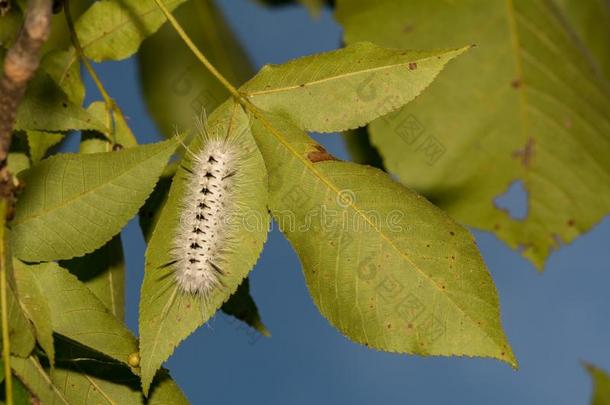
[152,0,243,101]
[0,200,12,405]
[64,0,135,145]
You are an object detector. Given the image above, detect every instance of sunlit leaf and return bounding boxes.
[241,41,468,132]
[12,138,178,261]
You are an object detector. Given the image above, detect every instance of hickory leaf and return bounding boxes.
[139,0,253,137]
[26,131,65,164]
[336,0,610,269]
[11,138,178,261]
[50,0,188,95]
[14,72,105,133]
[139,100,269,394]
[241,41,468,132]
[11,353,189,405]
[586,363,610,405]
[222,278,270,337]
[61,235,126,321]
[75,0,188,62]
[13,260,55,365]
[250,111,516,366]
[17,262,138,368]
[554,0,610,81]
[11,356,70,405]
[0,230,35,358]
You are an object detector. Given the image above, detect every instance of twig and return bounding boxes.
[0,2,52,404]
[152,0,243,102]
[64,0,135,145]
[0,201,11,405]
[0,0,52,218]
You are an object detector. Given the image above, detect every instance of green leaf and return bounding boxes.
[335,0,610,269]
[139,0,253,137]
[0,6,22,47]
[42,50,85,105]
[12,351,188,405]
[12,260,55,365]
[61,236,126,321]
[251,111,516,366]
[139,163,176,243]
[0,226,35,358]
[585,363,610,405]
[139,100,269,394]
[26,131,65,164]
[15,262,137,368]
[50,0,188,96]
[13,72,105,132]
[554,0,610,81]
[135,163,268,335]
[76,0,187,63]
[84,101,138,148]
[342,127,384,170]
[11,356,70,405]
[11,138,178,261]
[222,278,270,337]
[6,153,29,177]
[241,42,468,132]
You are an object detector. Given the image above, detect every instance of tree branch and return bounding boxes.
[0,0,52,216]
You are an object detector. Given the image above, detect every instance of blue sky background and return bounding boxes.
[81,1,610,403]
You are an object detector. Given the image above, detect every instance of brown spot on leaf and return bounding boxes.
[449,231,455,236]
[408,62,417,70]
[567,219,575,227]
[511,79,522,89]
[513,137,535,167]
[308,145,338,163]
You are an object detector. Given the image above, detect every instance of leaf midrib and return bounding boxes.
[13,143,173,226]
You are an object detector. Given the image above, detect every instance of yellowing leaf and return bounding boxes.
[251,111,516,366]
[336,0,610,269]
[12,138,178,261]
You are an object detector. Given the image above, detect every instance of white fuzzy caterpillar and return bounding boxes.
[172,136,240,296]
